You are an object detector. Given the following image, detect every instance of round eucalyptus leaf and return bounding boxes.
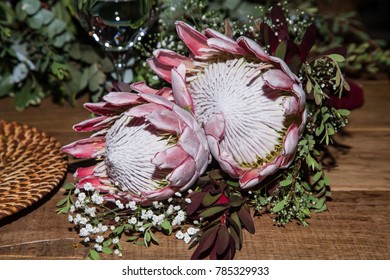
[20,0,41,15]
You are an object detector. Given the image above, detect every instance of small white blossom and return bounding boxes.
[115,216,120,222]
[115,200,124,209]
[187,227,199,236]
[68,215,73,222]
[185,198,191,204]
[83,182,93,191]
[78,192,86,202]
[79,227,89,237]
[95,235,104,243]
[94,244,102,252]
[166,205,174,215]
[176,231,184,239]
[114,249,120,255]
[74,188,80,195]
[174,205,181,211]
[174,192,182,197]
[84,237,90,242]
[110,225,116,231]
[91,192,104,205]
[128,217,137,225]
[112,237,119,244]
[70,205,75,213]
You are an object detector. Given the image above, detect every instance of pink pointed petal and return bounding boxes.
[237,37,270,61]
[73,116,108,132]
[259,156,282,178]
[152,145,188,169]
[175,21,213,57]
[280,96,299,115]
[171,68,194,112]
[139,93,175,109]
[61,137,105,158]
[179,126,200,160]
[204,113,225,140]
[156,87,174,101]
[283,123,299,156]
[153,49,193,68]
[263,69,294,90]
[125,103,166,118]
[292,83,306,112]
[130,82,159,94]
[299,109,307,134]
[167,157,197,186]
[207,37,247,55]
[207,136,240,177]
[84,102,122,116]
[269,56,298,82]
[147,57,172,83]
[109,81,132,92]
[76,176,107,191]
[146,109,183,133]
[179,171,200,192]
[103,92,141,106]
[74,166,95,179]
[239,170,262,189]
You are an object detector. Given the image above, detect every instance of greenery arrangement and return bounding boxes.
[53,0,375,260]
[0,0,389,110]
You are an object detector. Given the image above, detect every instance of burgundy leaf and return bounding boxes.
[191,226,219,260]
[216,226,230,256]
[299,24,317,60]
[186,192,207,216]
[328,79,364,110]
[270,6,289,41]
[237,206,255,234]
[228,224,242,250]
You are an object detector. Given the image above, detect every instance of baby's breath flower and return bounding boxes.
[95,235,104,243]
[79,227,89,237]
[68,215,73,222]
[128,217,137,225]
[94,244,102,252]
[112,237,119,244]
[114,216,120,222]
[176,231,184,239]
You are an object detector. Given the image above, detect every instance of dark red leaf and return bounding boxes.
[191,226,219,260]
[299,24,317,60]
[216,226,230,256]
[238,206,255,234]
[228,224,242,250]
[328,79,365,110]
[186,192,207,216]
[270,6,289,41]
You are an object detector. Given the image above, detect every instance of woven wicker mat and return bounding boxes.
[0,120,67,220]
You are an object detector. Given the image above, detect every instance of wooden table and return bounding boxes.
[0,78,389,260]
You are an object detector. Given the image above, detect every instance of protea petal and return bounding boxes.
[103,92,141,106]
[73,116,108,132]
[146,109,184,134]
[167,157,197,186]
[147,57,173,82]
[125,103,166,118]
[74,166,96,179]
[130,81,159,94]
[175,21,214,57]
[84,102,122,116]
[152,146,189,169]
[62,137,105,158]
[171,67,194,112]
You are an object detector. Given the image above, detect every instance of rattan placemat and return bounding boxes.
[0,120,67,220]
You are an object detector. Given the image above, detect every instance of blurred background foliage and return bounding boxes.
[0,0,389,110]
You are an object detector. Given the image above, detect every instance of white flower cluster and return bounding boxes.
[66,182,198,258]
[175,227,200,244]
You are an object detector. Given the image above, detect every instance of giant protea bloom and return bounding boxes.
[62,82,210,204]
[148,22,307,189]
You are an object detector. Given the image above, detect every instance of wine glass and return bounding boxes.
[74,0,157,82]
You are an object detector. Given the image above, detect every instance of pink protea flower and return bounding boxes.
[62,82,210,204]
[148,22,307,189]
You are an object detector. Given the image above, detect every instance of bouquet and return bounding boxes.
[58,3,365,260]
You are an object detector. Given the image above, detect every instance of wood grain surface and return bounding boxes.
[0,79,389,260]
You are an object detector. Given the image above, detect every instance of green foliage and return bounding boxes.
[0,0,109,109]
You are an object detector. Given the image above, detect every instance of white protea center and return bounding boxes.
[189,58,286,167]
[105,115,170,195]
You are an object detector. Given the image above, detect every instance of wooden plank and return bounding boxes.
[1,191,388,260]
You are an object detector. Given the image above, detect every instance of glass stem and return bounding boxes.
[107,50,130,82]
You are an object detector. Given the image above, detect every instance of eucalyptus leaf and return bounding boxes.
[20,0,40,15]
[272,200,285,213]
[89,249,100,260]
